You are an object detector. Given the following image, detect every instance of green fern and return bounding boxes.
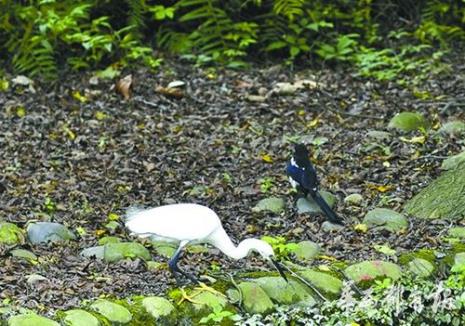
[175,0,257,64]
[126,0,146,40]
[272,0,305,21]
[13,36,57,79]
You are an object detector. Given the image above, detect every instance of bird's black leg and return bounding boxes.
[168,242,199,285]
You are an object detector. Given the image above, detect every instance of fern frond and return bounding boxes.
[125,0,146,39]
[273,0,305,21]
[13,36,57,79]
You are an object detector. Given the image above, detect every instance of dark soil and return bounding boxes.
[0,61,464,313]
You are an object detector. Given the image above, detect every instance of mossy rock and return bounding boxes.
[438,121,465,136]
[142,297,175,320]
[252,197,285,214]
[253,276,316,305]
[441,151,465,171]
[8,314,59,326]
[98,236,121,245]
[27,222,76,244]
[62,309,100,326]
[103,242,151,263]
[238,282,274,314]
[388,112,429,132]
[80,246,105,260]
[10,249,37,264]
[299,269,342,295]
[404,163,465,220]
[296,191,336,214]
[399,249,436,266]
[408,258,434,277]
[292,241,320,261]
[190,291,228,312]
[90,299,132,324]
[0,222,24,245]
[152,241,177,258]
[344,194,363,205]
[345,260,402,284]
[363,208,408,232]
[448,227,465,239]
[453,253,465,269]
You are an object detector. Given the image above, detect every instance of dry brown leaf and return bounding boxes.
[155,85,184,98]
[115,74,133,100]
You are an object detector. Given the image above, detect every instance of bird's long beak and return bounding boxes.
[271,258,288,282]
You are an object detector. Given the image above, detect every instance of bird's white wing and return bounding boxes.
[125,203,221,242]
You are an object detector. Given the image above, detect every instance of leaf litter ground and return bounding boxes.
[0,62,464,312]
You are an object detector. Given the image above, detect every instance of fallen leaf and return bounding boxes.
[399,135,426,144]
[16,106,26,118]
[108,213,120,221]
[261,153,273,163]
[307,117,320,128]
[116,74,133,100]
[373,244,396,256]
[318,255,337,261]
[95,111,107,120]
[317,265,331,272]
[95,229,106,236]
[367,183,394,193]
[72,90,87,103]
[354,223,368,233]
[155,86,183,98]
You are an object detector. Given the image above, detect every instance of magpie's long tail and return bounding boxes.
[309,190,344,225]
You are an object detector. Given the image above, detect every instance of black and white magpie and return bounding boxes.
[286,143,344,225]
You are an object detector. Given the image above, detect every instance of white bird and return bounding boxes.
[125,203,287,284]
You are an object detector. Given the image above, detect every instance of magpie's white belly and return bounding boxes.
[289,176,298,188]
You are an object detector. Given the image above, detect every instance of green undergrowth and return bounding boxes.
[1,1,463,83]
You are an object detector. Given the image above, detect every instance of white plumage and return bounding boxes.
[125,203,286,283]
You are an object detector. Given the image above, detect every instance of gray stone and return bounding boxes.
[296,191,336,214]
[26,274,48,287]
[344,194,363,205]
[363,208,408,232]
[80,246,105,260]
[321,221,344,232]
[27,222,76,244]
[252,197,285,214]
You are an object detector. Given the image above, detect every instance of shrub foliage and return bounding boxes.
[0,0,464,79]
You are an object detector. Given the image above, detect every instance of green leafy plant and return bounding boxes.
[199,303,240,324]
[258,177,274,193]
[316,34,359,61]
[262,236,298,258]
